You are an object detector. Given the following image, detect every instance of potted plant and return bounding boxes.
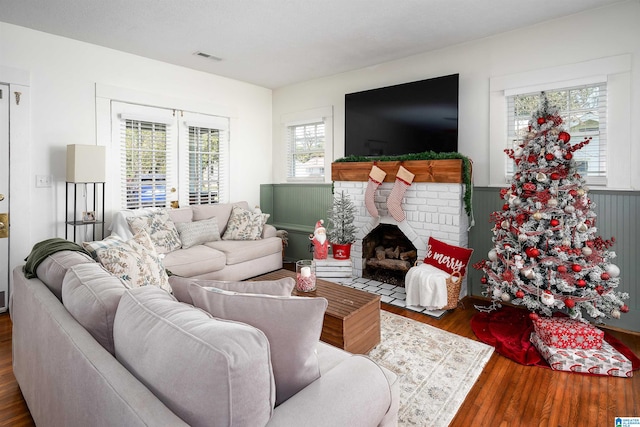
[326,191,357,260]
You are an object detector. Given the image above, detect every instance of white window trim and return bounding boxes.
[489,54,632,190]
[96,84,234,214]
[281,106,333,183]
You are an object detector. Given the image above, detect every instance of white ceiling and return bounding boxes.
[0,0,624,88]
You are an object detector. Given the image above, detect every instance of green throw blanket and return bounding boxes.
[23,238,91,279]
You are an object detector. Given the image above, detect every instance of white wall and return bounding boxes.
[0,23,272,268]
[272,1,640,190]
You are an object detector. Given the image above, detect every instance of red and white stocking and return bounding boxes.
[365,165,387,217]
[387,166,415,222]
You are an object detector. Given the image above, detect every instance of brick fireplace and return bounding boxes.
[332,160,470,292]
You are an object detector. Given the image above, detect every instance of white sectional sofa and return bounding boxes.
[10,248,399,427]
[109,201,283,281]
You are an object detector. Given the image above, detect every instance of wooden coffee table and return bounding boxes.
[250,269,381,354]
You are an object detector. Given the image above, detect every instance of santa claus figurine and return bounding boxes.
[309,219,329,260]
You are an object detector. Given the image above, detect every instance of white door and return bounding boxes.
[0,84,9,312]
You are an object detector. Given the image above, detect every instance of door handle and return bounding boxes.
[0,193,4,201]
[0,213,7,238]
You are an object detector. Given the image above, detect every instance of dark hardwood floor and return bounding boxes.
[1,296,638,426]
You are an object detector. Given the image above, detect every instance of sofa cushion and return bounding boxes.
[114,287,275,427]
[166,206,193,223]
[97,230,171,292]
[191,201,250,235]
[35,250,95,301]
[62,263,128,355]
[174,217,220,249]
[126,209,182,254]
[169,275,295,305]
[189,284,327,405]
[222,205,269,241]
[206,237,282,266]
[82,235,125,260]
[162,245,226,277]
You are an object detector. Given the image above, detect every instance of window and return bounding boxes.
[287,122,325,180]
[282,106,333,183]
[506,83,607,184]
[188,126,220,204]
[113,102,229,209]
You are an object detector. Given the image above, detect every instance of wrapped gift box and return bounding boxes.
[531,332,633,378]
[533,317,604,349]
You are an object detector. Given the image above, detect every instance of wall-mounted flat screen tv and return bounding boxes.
[345,74,459,157]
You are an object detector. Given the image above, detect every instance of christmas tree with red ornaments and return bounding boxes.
[475,93,629,321]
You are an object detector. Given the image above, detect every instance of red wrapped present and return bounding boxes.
[530,332,633,378]
[533,317,604,349]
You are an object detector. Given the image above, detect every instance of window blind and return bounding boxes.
[506,82,607,183]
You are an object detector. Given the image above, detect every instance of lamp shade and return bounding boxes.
[66,144,106,182]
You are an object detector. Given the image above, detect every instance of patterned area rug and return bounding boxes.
[368,311,494,426]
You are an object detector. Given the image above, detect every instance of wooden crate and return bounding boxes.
[315,257,353,279]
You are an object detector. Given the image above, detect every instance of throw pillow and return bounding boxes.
[82,235,125,260]
[126,209,182,254]
[174,217,220,249]
[113,287,275,426]
[169,275,295,305]
[423,236,473,276]
[97,230,171,292]
[188,284,327,405]
[221,205,269,241]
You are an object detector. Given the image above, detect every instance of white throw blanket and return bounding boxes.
[405,263,452,309]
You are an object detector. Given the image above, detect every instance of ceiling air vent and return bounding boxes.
[193,51,222,62]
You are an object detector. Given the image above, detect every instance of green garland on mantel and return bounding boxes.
[334,151,474,218]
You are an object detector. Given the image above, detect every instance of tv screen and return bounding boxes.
[345,74,459,157]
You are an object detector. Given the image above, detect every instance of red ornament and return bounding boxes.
[481,277,488,284]
[564,153,573,160]
[525,247,540,258]
[557,265,568,273]
[550,173,561,180]
[545,153,555,161]
[571,264,582,272]
[529,312,539,321]
[620,305,629,313]
[527,155,538,163]
[576,279,587,287]
[516,290,525,299]
[550,219,560,227]
[502,270,514,282]
[564,298,575,308]
[595,285,605,295]
[558,131,571,143]
[537,117,546,125]
[500,188,509,199]
[601,272,610,281]
[569,189,578,197]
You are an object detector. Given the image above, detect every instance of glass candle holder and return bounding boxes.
[295,259,317,292]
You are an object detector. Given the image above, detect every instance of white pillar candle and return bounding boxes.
[301,266,311,277]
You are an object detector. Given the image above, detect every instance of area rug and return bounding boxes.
[368,311,494,427]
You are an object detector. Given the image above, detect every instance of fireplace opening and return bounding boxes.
[362,224,417,287]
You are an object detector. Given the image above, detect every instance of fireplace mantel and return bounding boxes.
[331,159,463,183]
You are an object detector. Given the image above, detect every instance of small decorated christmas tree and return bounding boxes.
[475,93,629,321]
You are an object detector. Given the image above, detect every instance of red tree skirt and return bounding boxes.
[470,304,640,373]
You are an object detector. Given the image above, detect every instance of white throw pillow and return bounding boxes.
[126,209,182,254]
[221,205,269,241]
[97,230,171,292]
[188,284,327,405]
[174,217,220,249]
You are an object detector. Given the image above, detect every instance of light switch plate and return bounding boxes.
[36,175,52,188]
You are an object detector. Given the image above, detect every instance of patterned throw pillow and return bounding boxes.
[221,206,269,241]
[423,236,473,276]
[174,217,220,249]
[82,235,125,260]
[96,230,171,292]
[126,209,182,254]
